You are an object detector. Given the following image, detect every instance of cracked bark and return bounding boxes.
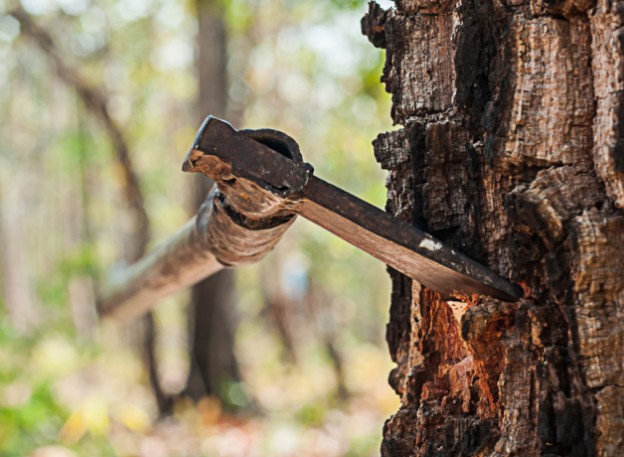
[363,0,623,455]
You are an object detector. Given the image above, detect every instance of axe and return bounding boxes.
[101,116,522,321]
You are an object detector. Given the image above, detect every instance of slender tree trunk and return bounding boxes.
[68,108,98,341]
[0,169,39,333]
[184,0,242,405]
[363,0,623,455]
[306,278,349,399]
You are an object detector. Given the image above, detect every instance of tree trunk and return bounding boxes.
[184,0,242,405]
[0,168,39,333]
[363,0,623,455]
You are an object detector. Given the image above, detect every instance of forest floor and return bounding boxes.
[0,308,397,457]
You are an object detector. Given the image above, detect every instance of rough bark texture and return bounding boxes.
[363,0,623,455]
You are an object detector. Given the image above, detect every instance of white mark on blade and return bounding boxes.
[419,238,442,250]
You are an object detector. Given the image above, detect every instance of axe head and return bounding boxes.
[183,116,523,303]
[182,116,312,197]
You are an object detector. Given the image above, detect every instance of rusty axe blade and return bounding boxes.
[299,177,522,302]
[183,116,523,302]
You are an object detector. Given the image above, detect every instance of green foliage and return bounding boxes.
[221,380,250,410]
[294,402,326,426]
[327,0,370,10]
[0,383,65,455]
[0,317,66,456]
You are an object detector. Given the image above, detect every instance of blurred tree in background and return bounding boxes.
[0,0,395,455]
[184,0,242,412]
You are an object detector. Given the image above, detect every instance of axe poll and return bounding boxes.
[100,116,522,321]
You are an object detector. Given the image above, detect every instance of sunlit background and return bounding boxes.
[0,0,397,455]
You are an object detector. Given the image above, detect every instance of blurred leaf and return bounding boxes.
[116,402,151,433]
[82,396,109,437]
[32,337,80,378]
[294,402,326,426]
[59,411,86,444]
[197,396,221,427]
[30,445,77,457]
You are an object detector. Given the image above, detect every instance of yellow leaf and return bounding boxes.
[197,396,221,427]
[118,403,151,433]
[59,411,86,444]
[83,397,109,436]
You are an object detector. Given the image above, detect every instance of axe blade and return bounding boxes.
[299,176,523,302]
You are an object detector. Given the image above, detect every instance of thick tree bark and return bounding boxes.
[185,0,242,404]
[363,0,623,456]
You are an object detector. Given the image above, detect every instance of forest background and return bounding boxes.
[0,0,399,456]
